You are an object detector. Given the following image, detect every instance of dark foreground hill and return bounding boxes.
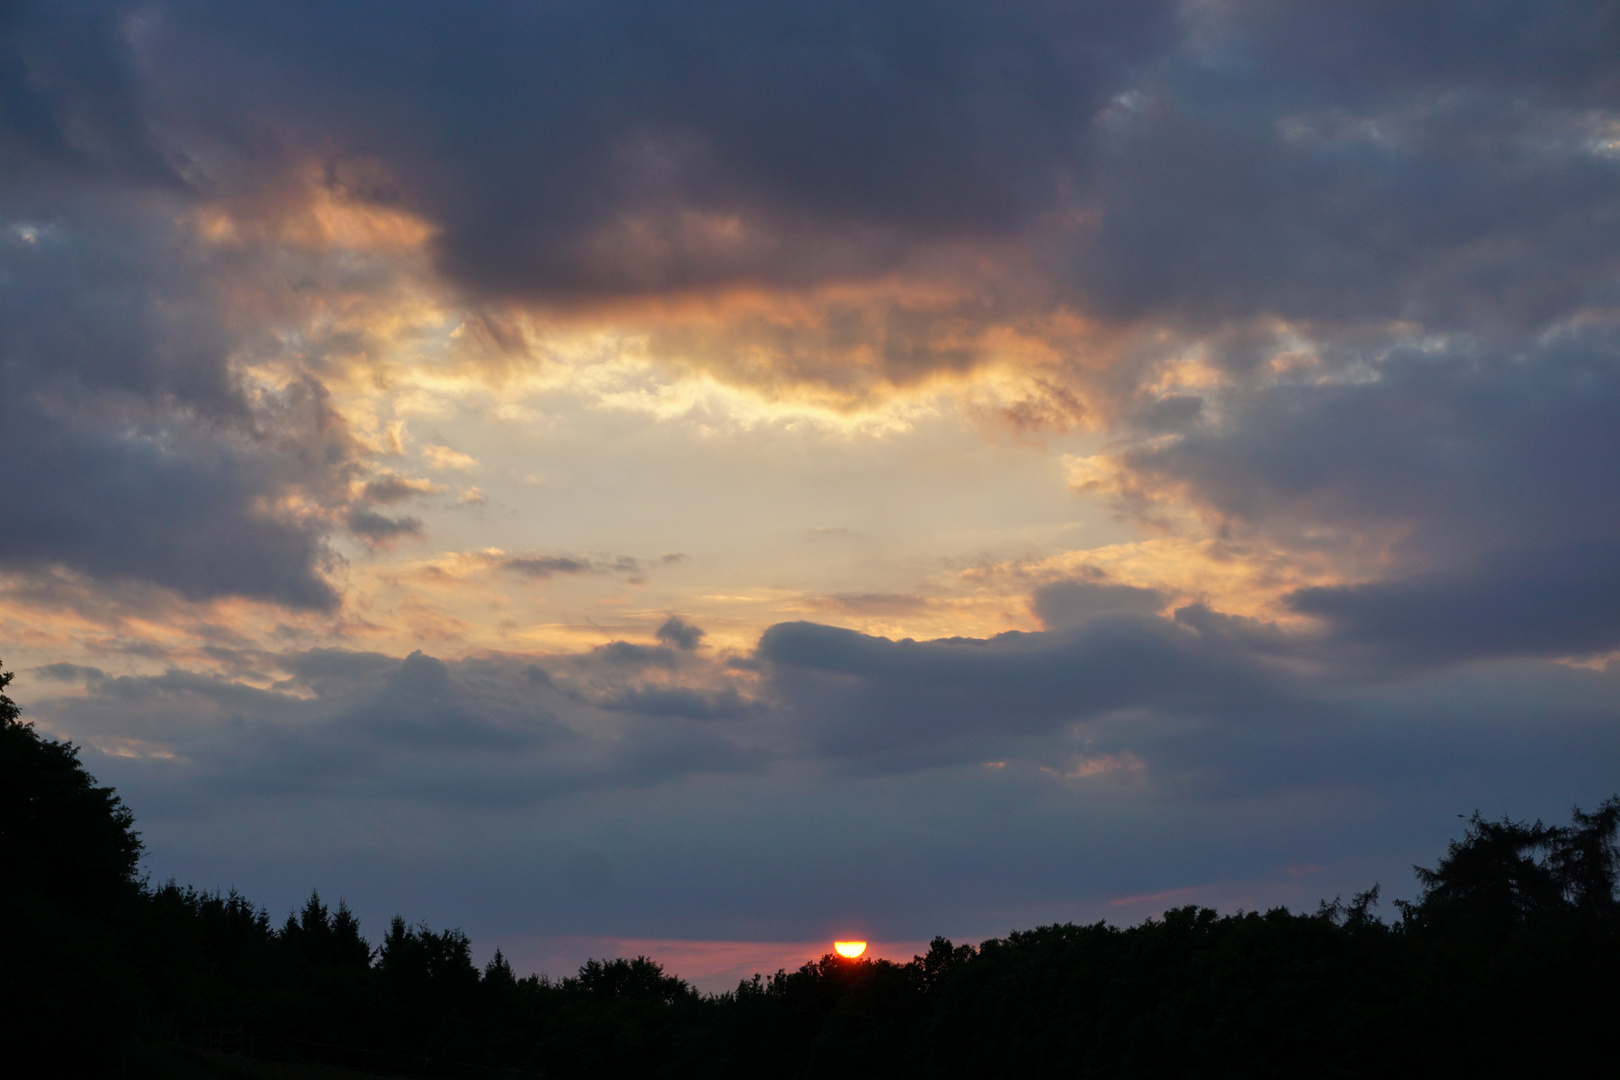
[3,660,1617,1078]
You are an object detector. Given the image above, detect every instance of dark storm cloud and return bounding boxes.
[2,0,1173,300]
[33,648,760,807]
[601,685,753,722]
[1216,1,1620,105]
[1126,337,1620,554]
[160,0,1175,298]
[28,603,1343,812]
[739,610,1620,813]
[756,614,1297,764]
[1290,543,1620,666]
[0,196,322,608]
[0,125,359,607]
[7,1,1617,321]
[0,207,238,408]
[13,0,1585,336]
[1069,1,1620,329]
[0,387,342,609]
[1074,87,1620,329]
[1112,333,1620,666]
[0,0,174,185]
[0,610,1423,825]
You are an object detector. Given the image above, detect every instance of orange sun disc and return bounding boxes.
[834,941,868,958]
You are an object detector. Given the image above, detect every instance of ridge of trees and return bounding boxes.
[2,658,1618,1076]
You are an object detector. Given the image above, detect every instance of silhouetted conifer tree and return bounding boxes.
[0,660,145,1064]
[0,661,142,906]
[1401,799,1620,934]
[280,889,372,969]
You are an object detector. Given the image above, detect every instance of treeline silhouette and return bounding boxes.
[3,659,1618,1077]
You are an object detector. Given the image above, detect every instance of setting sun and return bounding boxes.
[833,941,867,958]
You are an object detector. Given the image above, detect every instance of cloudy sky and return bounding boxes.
[6,0,1620,989]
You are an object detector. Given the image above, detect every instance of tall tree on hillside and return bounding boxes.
[0,660,146,1062]
[1551,798,1620,919]
[1401,800,1620,935]
[281,889,373,969]
[0,660,142,906]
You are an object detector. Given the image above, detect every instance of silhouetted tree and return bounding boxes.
[372,916,482,1056]
[0,660,145,1064]
[139,880,278,1033]
[916,935,978,989]
[1391,800,1620,1076]
[483,947,517,989]
[568,955,695,1005]
[0,661,142,906]
[1550,797,1620,920]
[1401,799,1620,935]
[280,889,372,969]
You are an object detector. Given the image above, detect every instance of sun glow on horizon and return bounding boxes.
[833,940,867,958]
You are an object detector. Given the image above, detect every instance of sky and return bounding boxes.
[5,0,1620,991]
